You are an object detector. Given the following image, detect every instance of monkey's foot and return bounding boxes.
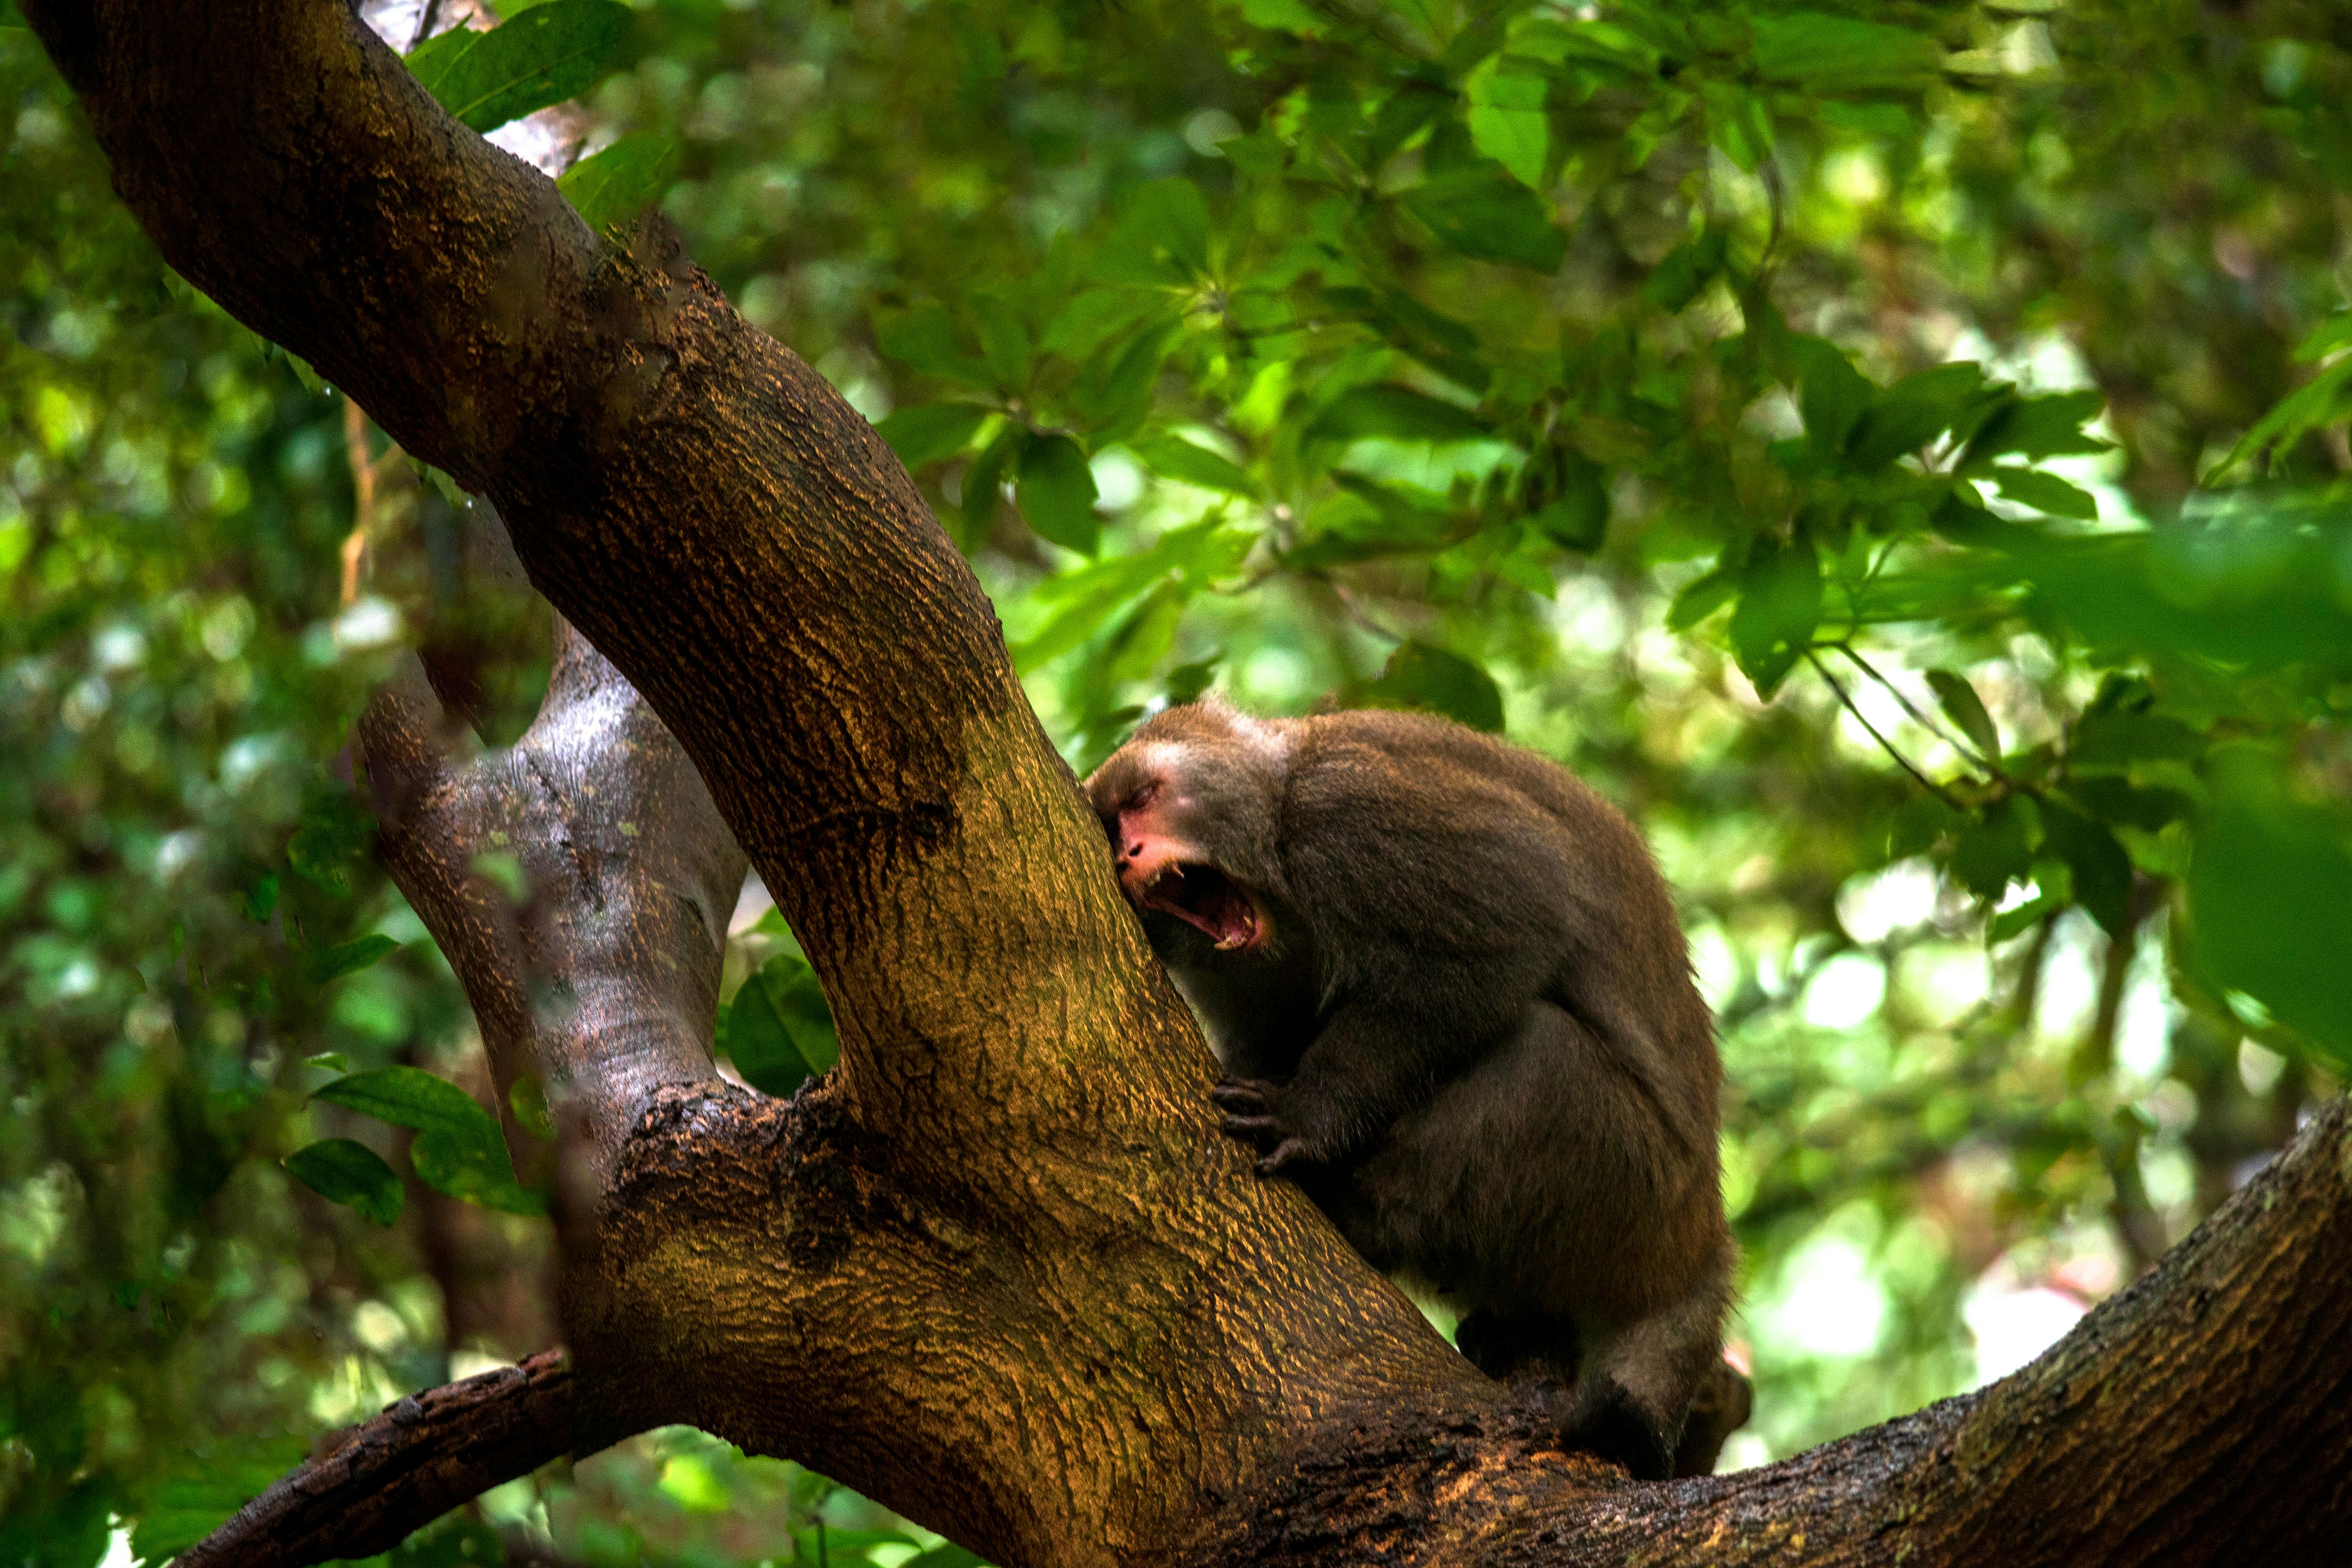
[1210,1080,1311,1173]
[1558,1377,1675,1483]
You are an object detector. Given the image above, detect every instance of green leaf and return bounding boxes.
[1015,434,1102,554]
[2069,711,2205,774]
[1642,229,1729,314]
[1700,80,1773,173]
[1364,641,1506,733]
[132,1447,303,1567]
[2040,799,2134,938]
[1527,450,1608,551]
[288,789,375,893]
[1846,362,1989,470]
[1071,319,1181,438]
[976,308,1033,394]
[1667,564,1739,630]
[307,933,399,983]
[1309,385,1489,445]
[245,873,280,922]
[1751,13,1943,92]
[877,304,992,387]
[1924,670,1999,759]
[1962,389,2109,467]
[876,403,992,470]
[1165,652,1223,706]
[284,1139,404,1226]
[1728,533,1821,697]
[312,1068,541,1215]
[557,132,681,230]
[747,953,842,1074]
[2188,756,2352,1066]
[1465,63,1549,189]
[1095,179,1213,284]
[1793,338,1874,456]
[2215,355,2352,475]
[957,427,1017,550]
[1991,467,2100,520]
[314,1066,494,1138]
[903,1546,989,1568]
[726,970,813,1098]
[1949,794,2040,899]
[404,1,630,134]
[1401,168,1567,272]
[1131,432,1260,497]
[2292,311,2352,363]
[412,1127,544,1216]
[509,1076,557,1140]
[1989,886,2067,943]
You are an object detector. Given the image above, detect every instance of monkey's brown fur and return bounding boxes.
[1086,698,1737,1480]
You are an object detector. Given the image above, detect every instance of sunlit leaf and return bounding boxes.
[1309,385,1489,445]
[1751,13,1942,91]
[557,132,681,230]
[1466,63,1549,189]
[1991,468,2100,521]
[404,0,630,134]
[1131,432,1260,497]
[1729,533,1821,697]
[2188,754,2352,1067]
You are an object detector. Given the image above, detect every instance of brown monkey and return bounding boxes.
[1085,697,1738,1480]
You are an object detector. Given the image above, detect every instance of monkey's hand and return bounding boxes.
[1210,1080,1320,1174]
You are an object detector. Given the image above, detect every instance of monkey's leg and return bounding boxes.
[1562,1255,1737,1482]
[1670,1356,1754,1478]
[1454,1308,1580,1387]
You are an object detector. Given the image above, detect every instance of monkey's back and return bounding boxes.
[1270,709,1727,1323]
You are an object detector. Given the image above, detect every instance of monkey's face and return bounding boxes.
[1084,714,1286,956]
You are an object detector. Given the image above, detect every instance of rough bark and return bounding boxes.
[175,1351,572,1568]
[20,3,2352,1565]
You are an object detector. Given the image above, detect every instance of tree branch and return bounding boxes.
[177,1351,572,1568]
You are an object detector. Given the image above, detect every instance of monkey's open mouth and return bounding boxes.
[1138,864,1267,953]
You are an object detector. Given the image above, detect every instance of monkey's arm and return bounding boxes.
[1215,987,1522,1171]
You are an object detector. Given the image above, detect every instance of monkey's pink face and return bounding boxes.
[1109,779,1269,953]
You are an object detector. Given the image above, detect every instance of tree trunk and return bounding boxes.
[21,4,2352,1564]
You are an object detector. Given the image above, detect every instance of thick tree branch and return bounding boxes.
[177,1351,572,1568]
[357,610,742,1169]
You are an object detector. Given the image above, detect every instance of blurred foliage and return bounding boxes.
[6,0,2352,1561]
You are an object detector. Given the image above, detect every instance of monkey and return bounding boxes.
[1084,696,1740,1480]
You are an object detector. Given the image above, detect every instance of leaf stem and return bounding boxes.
[1830,642,2002,778]
[1806,649,1967,809]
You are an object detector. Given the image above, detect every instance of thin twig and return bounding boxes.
[341,396,375,606]
[1806,650,1966,809]
[1325,579,1408,646]
[1832,642,2002,778]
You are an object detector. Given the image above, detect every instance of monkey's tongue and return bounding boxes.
[1144,866,1263,951]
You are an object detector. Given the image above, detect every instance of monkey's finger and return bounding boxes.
[1221,1113,1284,1140]
[1210,1081,1276,1109]
[1256,1138,1309,1174]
